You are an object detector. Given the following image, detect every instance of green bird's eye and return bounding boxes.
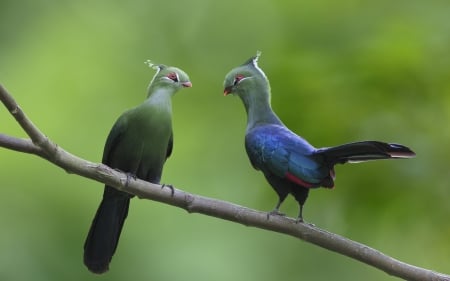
[167,72,179,82]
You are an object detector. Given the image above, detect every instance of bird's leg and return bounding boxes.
[296,204,304,223]
[291,188,309,223]
[161,184,175,197]
[295,204,315,226]
[266,198,286,219]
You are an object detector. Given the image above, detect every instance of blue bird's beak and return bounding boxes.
[223,86,233,96]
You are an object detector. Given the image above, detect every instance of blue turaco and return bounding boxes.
[223,52,415,222]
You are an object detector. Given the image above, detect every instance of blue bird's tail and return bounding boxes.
[317,141,416,166]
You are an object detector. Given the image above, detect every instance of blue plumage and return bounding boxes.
[245,124,326,186]
[224,53,415,221]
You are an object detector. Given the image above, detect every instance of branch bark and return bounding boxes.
[1,84,448,281]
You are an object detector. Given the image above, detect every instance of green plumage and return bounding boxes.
[84,64,191,274]
[103,93,174,180]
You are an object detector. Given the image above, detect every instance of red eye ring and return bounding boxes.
[234,74,245,85]
[167,72,178,82]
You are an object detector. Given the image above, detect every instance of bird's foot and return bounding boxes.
[114,168,137,187]
[161,184,175,197]
[113,169,137,187]
[125,173,137,187]
[295,216,315,226]
[266,209,286,220]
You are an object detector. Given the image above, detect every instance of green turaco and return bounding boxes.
[83,63,192,273]
[223,52,415,222]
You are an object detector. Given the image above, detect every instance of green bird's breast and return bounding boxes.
[104,104,173,184]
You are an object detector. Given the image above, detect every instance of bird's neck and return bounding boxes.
[144,87,174,114]
[240,87,282,131]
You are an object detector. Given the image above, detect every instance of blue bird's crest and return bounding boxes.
[242,51,267,80]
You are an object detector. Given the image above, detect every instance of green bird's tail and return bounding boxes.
[83,186,130,274]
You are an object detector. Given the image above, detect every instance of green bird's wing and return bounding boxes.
[102,116,128,165]
[166,132,173,159]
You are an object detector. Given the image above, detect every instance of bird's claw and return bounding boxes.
[125,173,137,187]
[113,169,137,187]
[161,184,175,197]
[266,209,286,220]
[294,217,315,226]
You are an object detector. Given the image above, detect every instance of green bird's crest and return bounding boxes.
[145,60,192,96]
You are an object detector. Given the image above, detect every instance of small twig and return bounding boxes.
[0,84,449,281]
[0,134,44,155]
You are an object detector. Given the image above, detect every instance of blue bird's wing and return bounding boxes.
[245,125,328,188]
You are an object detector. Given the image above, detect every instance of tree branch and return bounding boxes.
[1,84,448,281]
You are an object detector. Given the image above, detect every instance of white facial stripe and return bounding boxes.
[162,76,173,82]
[251,52,267,80]
[240,76,254,83]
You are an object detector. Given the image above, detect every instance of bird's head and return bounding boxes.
[223,51,269,97]
[146,61,192,95]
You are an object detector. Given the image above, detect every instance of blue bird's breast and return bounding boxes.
[245,125,329,187]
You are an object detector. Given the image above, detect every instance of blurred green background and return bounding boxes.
[1,0,449,280]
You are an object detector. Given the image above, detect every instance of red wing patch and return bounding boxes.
[285,172,316,188]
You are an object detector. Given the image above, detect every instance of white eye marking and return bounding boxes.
[239,76,253,83]
[251,50,267,80]
[234,74,254,86]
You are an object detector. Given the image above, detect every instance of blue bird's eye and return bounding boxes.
[234,74,245,86]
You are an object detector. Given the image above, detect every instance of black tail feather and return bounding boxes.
[316,141,415,165]
[83,187,130,274]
